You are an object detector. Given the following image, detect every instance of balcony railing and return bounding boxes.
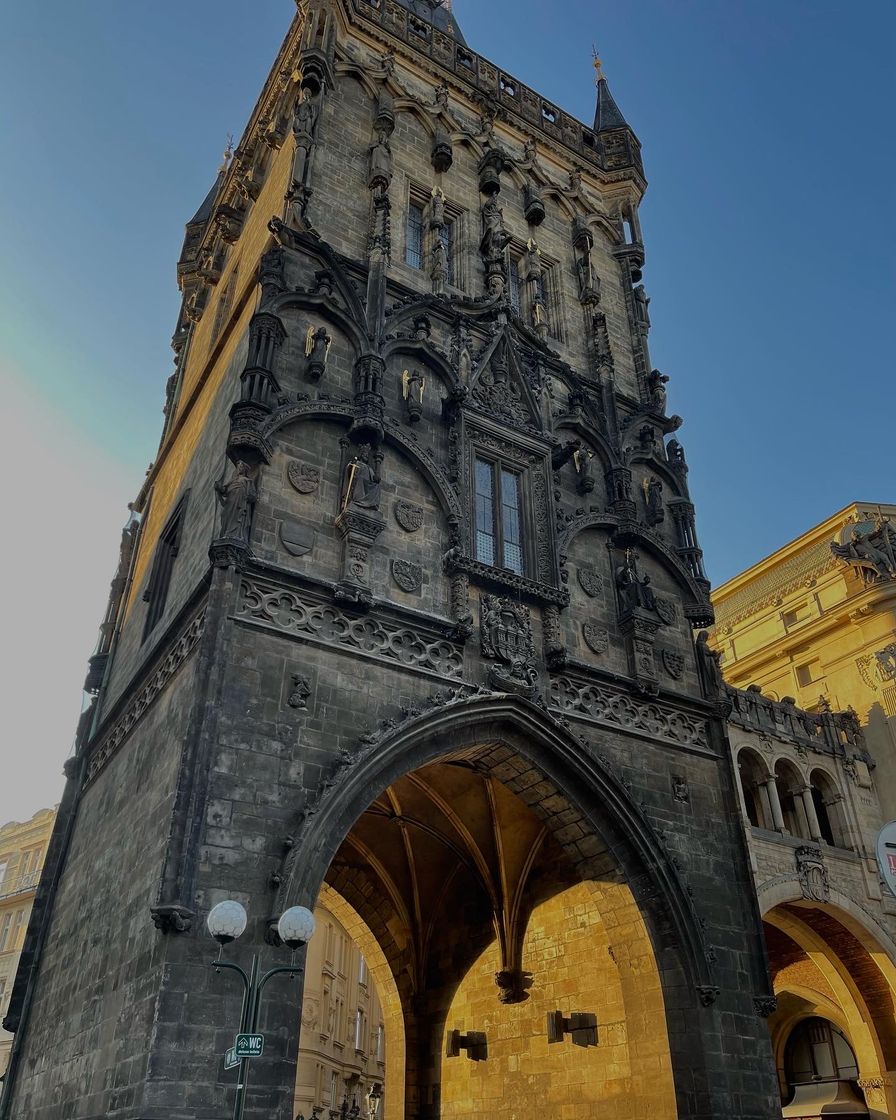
[0,870,40,899]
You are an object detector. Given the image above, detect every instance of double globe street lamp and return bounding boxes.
[207,900,317,1120]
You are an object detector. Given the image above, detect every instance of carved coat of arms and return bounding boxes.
[394,499,424,533]
[391,559,422,593]
[796,845,830,903]
[576,567,604,598]
[655,596,677,625]
[480,595,538,698]
[582,624,609,655]
[661,649,685,679]
[287,460,321,494]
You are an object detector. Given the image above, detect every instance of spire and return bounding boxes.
[186,136,232,228]
[592,47,629,133]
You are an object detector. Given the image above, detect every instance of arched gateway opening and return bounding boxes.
[282,697,711,1120]
[762,897,896,1120]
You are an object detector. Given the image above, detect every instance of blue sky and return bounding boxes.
[0,0,892,821]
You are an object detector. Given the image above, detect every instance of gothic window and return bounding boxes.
[142,492,188,641]
[474,457,525,576]
[784,1018,858,1090]
[405,201,425,269]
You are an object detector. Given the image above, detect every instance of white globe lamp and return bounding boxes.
[207,900,248,945]
[277,905,316,950]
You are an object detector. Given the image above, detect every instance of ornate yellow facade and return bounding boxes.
[710,502,896,813]
[0,809,55,1077]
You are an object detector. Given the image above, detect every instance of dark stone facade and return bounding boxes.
[2,3,781,1118]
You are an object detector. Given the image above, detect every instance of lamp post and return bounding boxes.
[207,900,316,1120]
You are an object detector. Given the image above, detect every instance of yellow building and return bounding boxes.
[0,809,55,1077]
[711,502,896,812]
[296,902,385,1120]
[711,503,896,1117]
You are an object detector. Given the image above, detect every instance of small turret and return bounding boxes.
[177,138,232,282]
[591,50,642,176]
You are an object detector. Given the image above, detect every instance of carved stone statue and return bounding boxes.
[479,196,510,260]
[215,460,257,543]
[576,252,594,298]
[831,518,896,584]
[644,477,664,526]
[429,186,445,230]
[430,236,449,293]
[304,325,331,381]
[647,369,669,414]
[632,284,651,332]
[342,447,381,511]
[573,448,595,494]
[616,550,656,612]
[292,88,319,188]
[523,239,543,284]
[696,631,725,698]
[367,132,393,196]
[402,368,425,423]
[667,438,687,467]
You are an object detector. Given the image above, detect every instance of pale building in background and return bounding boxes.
[0,809,55,1077]
[710,502,896,813]
[295,904,385,1120]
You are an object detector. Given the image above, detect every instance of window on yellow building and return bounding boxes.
[795,659,824,689]
[0,912,13,952]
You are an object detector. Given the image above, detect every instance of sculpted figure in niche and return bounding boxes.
[644,477,664,526]
[696,631,725,698]
[667,438,686,467]
[632,284,651,332]
[429,186,445,230]
[401,368,426,423]
[647,369,669,414]
[616,549,656,612]
[576,252,595,299]
[292,88,319,187]
[573,447,595,493]
[480,196,510,260]
[367,132,393,196]
[215,460,257,542]
[304,325,331,381]
[342,446,381,512]
[524,238,543,284]
[431,236,449,293]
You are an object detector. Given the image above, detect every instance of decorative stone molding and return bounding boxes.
[237,577,464,680]
[549,674,709,751]
[444,551,568,607]
[150,904,195,935]
[696,985,720,1007]
[85,608,206,785]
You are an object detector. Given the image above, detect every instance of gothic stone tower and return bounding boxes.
[3,3,782,1118]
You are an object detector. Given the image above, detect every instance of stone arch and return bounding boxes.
[773,757,810,838]
[262,403,463,525]
[272,290,369,354]
[808,765,849,848]
[552,418,618,473]
[764,901,896,1118]
[560,514,709,612]
[736,746,773,828]
[381,338,463,397]
[281,695,713,1119]
[281,696,714,992]
[628,453,689,500]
